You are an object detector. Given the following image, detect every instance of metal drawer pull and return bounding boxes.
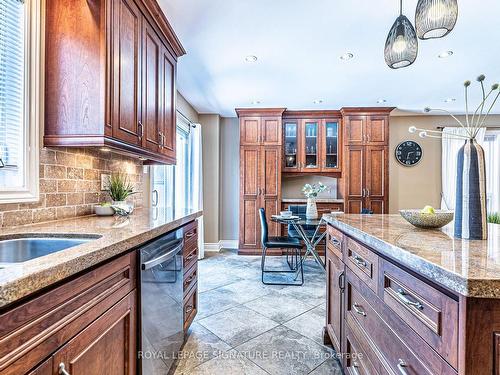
[397,359,409,374]
[185,305,193,313]
[185,275,194,284]
[330,236,341,247]
[59,363,70,375]
[185,231,196,238]
[353,255,367,268]
[352,303,367,316]
[351,361,361,375]
[397,288,424,310]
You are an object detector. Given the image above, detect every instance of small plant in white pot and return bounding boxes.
[107,173,136,215]
[302,182,328,219]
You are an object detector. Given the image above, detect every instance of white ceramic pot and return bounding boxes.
[306,197,318,220]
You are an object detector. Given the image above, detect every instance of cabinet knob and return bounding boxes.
[59,363,71,375]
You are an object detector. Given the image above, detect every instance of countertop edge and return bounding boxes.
[324,215,500,299]
[0,210,202,308]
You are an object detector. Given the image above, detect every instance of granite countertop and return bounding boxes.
[323,214,500,298]
[282,198,344,203]
[0,208,202,308]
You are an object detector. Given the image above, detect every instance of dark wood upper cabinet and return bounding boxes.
[261,117,282,145]
[240,117,261,145]
[44,0,185,164]
[344,116,365,146]
[113,0,143,146]
[281,111,342,174]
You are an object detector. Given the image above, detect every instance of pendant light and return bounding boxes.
[384,0,418,69]
[415,0,458,40]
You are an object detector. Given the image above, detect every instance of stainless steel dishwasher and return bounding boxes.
[138,228,184,374]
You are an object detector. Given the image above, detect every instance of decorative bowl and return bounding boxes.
[399,209,454,229]
[94,205,115,216]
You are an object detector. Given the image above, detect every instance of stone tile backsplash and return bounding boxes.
[0,147,145,227]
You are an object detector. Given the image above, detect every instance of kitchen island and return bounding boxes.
[322,213,500,375]
[0,208,202,374]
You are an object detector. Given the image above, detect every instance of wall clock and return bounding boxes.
[395,140,423,166]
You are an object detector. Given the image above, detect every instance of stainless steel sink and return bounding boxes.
[0,236,99,263]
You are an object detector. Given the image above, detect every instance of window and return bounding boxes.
[483,130,500,214]
[151,116,202,216]
[0,0,41,203]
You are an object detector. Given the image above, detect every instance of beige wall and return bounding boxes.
[177,92,199,124]
[200,114,221,243]
[282,175,338,199]
[389,114,500,213]
[219,117,239,240]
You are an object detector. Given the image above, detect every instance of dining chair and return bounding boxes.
[259,208,304,286]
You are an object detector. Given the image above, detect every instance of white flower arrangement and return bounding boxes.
[302,182,328,198]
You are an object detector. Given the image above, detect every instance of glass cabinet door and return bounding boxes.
[303,121,320,170]
[323,121,339,170]
[283,121,298,170]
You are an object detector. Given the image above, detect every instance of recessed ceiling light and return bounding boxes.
[313,99,324,104]
[251,100,261,105]
[438,50,453,58]
[377,99,387,104]
[245,55,258,63]
[339,52,354,61]
[444,98,456,103]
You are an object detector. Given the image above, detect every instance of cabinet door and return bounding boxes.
[301,120,321,172]
[345,116,366,146]
[345,146,364,214]
[326,247,344,352]
[261,117,282,145]
[240,146,261,249]
[52,291,136,375]
[283,121,299,172]
[159,42,176,161]
[261,146,281,237]
[142,21,161,153]
[321,120,341,172]
[28,358,53,375]
[112,0,142,145]
[365,146,387,214]
[240,117,261,145]
[366,116,388,145]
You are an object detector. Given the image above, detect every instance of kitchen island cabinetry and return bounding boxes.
[324,213,500,375]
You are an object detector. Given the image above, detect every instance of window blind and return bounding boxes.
[0,0,25,170]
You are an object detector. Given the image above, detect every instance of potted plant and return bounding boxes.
[302,182,328,219]
[106,173,136,215]
[488,213,500,225]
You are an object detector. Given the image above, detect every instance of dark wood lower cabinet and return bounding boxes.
[325,222,500,375]
[182,220,199,330]
[52,291,136,375]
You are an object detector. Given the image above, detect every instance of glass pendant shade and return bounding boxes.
[415,0,458,39]
[384,14,418,69]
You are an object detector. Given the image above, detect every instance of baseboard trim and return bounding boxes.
[204,240,239,252]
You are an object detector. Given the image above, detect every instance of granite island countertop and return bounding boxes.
[0,208,202,308]
[323,213,500,298]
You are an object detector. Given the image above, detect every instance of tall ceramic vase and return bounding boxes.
[454,139,488,240]
[306,197,318,220]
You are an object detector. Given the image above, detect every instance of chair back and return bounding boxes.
[361,208,374,214]
[288,205,307,219]
[258,208,269,246]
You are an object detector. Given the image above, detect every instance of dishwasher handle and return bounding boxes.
[141,239,183,270]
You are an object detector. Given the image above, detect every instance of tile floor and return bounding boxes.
[172,249,343,375]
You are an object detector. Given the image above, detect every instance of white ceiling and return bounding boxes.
[158,0,500,117]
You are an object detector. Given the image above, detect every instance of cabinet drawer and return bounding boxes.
[183,262,198,296]
[327,225,344,259]
[183,283,198,331]
[345,237,378,293]
[184,241,198,271]
[0,252,136,375]
[344,322,377,375]
[379,259,459,369]
[346,275,457,375]
[183,221,198,243]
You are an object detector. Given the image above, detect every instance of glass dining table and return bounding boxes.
[271,215,327,272]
